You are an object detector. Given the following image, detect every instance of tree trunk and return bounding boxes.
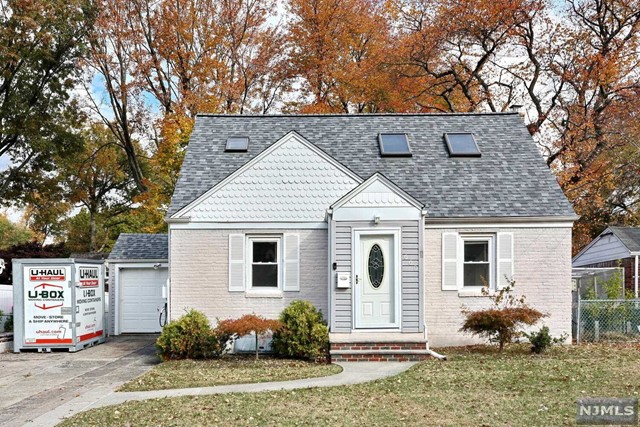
[255,333,259,360]
[89,208,96,252]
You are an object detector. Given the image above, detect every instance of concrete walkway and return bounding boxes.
[30,361,416,427]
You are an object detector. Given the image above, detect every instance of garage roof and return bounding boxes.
[608,226,640,253]
[108,233,168,261]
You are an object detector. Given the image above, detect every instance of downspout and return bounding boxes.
[421,208,447,361]
[424,324,447,360]
[326,209,333,332]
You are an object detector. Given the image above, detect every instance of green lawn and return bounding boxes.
[61,344,640,426]
[119,356,342,391]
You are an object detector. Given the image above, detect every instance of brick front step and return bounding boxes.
[330,341,431,362]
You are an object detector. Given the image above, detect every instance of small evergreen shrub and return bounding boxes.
[525,326,567,354]
[216,314,283,360]
[272,300,329,362]
[156,309,230,360]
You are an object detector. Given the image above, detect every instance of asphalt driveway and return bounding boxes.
[0,335,158,427]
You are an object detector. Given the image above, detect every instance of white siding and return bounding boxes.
[342,180,415,207]
[170,229,328,321]
[573,233,629,266]
[177,135,359,222]
[425,227,573,347]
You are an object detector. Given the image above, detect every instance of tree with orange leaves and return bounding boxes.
[287,0,405,113]
[84,0,289,233]
[390,0,544,112]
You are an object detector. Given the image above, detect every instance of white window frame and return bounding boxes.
[246,235,282,291]
[459,234,495,290]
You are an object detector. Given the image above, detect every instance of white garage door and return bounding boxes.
[119,267,167,333]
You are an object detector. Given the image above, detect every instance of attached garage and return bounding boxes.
[107,233,168,335]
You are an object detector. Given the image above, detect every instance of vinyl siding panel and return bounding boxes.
[332,223,352,332]
[572,233,629,266]
[330,220,422,332]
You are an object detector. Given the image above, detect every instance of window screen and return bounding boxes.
[444,133,481,157]
[463,240,490,287]
[251,240,278,287]
[225,137,249,152]
[379,133,412,157]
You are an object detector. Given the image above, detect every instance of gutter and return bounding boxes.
[424,215,579,225]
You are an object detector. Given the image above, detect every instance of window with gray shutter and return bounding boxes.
[496,232,514,289]
[442,232,458,290]
[283,233,300,291]
[228,234,245,291]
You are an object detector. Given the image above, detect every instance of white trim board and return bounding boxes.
[425,221,575,229]
[169,222,328,230]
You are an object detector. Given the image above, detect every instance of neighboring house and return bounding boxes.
[107,233,168,335]
[572,226,640,298]
[166,113,576,360]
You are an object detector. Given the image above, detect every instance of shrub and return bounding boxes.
[216,314,283,360]
[156,309,230,360]
[525,326,567,354]
[460,281,546,351]
[4,313,12,333]
[272,300,329,362]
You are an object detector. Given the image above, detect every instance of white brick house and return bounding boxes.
[166,113,577,360]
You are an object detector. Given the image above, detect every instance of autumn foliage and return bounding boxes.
[217,314,283,360]
[1,0,639,253]
[460,281,546,351]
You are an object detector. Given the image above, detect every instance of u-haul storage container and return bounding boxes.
[12,258,106,352]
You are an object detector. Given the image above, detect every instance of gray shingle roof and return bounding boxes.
[609,227,640,252]
[108,233,168,260]
[168,113,575,218]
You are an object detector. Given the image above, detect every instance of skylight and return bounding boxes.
[379,133,412,157]
[444,133,481,157]
[225,137,249,152]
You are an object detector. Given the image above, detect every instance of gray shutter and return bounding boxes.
[442,232,459,290]
[283,233,300,291]
[496,232,514,289]
[228,234,245,292]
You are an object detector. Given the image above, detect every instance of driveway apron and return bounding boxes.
[0,335,158,427]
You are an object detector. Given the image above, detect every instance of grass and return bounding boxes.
[119,356,343,392]
[61,343,640,426]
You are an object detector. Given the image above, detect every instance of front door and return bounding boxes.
[355,232,399,328]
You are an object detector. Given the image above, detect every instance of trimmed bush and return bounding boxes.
[156,309,230,360]
[272,300,329,362]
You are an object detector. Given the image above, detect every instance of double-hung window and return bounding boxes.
[461,235,494,289]
[442,232,512,293]
[248,237,281,289]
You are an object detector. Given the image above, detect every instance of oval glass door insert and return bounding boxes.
[368,243,384,289]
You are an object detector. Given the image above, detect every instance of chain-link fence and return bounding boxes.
[576,299,640,343]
